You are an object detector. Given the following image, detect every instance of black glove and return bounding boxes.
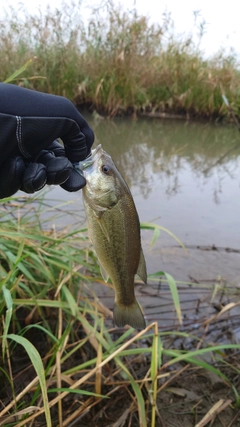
[0,83,94,198]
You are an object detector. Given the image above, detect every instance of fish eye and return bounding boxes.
[102,164,111,175]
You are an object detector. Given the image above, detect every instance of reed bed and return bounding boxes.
[0,194,240,426]
[1,1,240,118]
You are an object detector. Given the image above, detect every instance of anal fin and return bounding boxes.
[136,248,147,284]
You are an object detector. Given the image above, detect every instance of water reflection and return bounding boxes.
[92,117,240,203]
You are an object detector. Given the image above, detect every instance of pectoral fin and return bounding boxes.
[137,248,147,284]
[96,214,111,243]
[100,264,109,283]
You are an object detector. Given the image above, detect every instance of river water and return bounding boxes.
[46,115,240,285]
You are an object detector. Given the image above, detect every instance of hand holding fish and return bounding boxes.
[81,145,147,330]
[0,83,94,198]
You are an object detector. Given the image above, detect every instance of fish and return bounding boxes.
[80,144,147,330]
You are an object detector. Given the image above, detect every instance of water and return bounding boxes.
[102,119,240,239]
[45,115,240,285]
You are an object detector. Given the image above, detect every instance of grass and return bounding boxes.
[1,1,240,118]
[0,194,240,426]
[1,57,240,426]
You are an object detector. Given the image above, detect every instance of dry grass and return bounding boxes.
[1,1,240,117]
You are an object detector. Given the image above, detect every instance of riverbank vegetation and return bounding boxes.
[0,195,240,426]
[1,1,240,118]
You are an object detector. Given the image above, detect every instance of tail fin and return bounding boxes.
[113,299,146,330]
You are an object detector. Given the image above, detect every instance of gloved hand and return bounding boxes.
[0,83,94,199]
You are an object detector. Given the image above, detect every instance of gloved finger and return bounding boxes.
[63,131,88,163]
[0,156,25,198]
[21,163,47,193]
[60,168,86,192]
[48,138,90,167]
[35,149,73,185]
[47,140,65,158]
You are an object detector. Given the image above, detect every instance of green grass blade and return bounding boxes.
[150,227,161,247]
[164,272,182,325]
[116,358,147,427]
[4,58,34,83]
[186,356,228,381]
[232,385,240,408]
[22,325,59,344]
[6,334,51,427]
[163,344,240,375]
[61,284,78,317]
[2,285,13,358]
[140,222,186,251]
[108,327,135,350]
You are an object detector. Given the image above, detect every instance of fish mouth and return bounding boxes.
[73,144,102,177]
[79,144,102,170]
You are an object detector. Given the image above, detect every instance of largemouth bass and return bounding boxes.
[80,144,147,329]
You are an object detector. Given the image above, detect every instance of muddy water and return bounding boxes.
[47,115,240,285]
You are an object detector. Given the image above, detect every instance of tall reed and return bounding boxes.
[1,1,240,117]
